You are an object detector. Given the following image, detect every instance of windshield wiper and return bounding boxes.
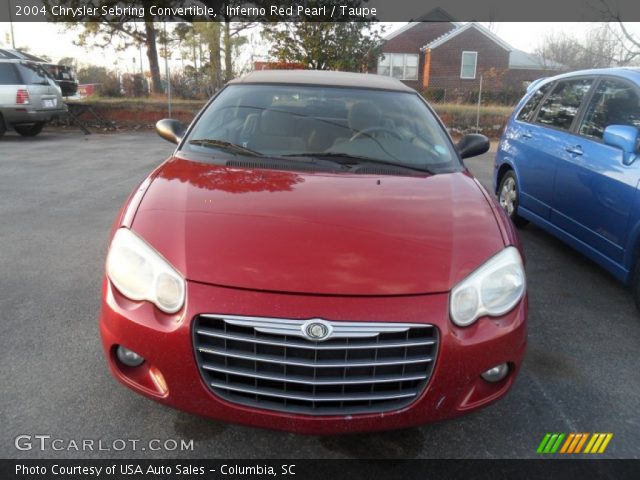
[282,153,433,173]
[189,139,263,157]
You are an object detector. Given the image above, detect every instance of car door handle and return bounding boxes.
[565,146,583,156]
[521,131,532,139]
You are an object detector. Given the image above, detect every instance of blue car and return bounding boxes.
[494,68,640,306]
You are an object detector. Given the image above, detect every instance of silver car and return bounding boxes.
[0,59,67,137]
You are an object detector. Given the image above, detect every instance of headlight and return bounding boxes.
[450,247,525,327]
[106,228,185,313]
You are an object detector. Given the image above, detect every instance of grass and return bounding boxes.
[70,95,206,107]
[433,103,515,117]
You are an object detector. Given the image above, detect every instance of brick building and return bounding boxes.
[377,18,564,101]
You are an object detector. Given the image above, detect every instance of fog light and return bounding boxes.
[481,363,509,382]
[116,345,145,367]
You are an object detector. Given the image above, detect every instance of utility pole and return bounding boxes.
[8,0,16,48]
[476,75,483,133]
[163,22,172,117]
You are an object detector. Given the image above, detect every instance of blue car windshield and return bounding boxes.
[184,84,459,172]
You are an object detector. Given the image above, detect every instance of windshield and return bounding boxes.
[184,84,459,173]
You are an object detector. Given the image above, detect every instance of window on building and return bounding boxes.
[460,51,477,79]
[377,54,419,81]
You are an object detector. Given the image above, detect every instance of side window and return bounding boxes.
[0,63,19,85]
[16,62,49,86]
[460,51,477,80]
[377,54,390,77]
[536,78,593,131]
[377,54,419,80]
[579,79,640,140]
[517,83,552,123]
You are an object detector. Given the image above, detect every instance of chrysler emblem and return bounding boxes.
[302,319,333,341]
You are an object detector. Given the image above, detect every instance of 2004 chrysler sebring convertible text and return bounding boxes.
[99,70,527,434]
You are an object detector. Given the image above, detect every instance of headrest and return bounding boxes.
[348,102,382,131]
[260,110,296,135]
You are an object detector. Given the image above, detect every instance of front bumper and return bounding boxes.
[99,279,527,434]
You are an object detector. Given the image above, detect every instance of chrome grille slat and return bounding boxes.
[194,314,438,415]
[196,328,436,350]
[197,346,433,368]
[202,363,427,385]
[209,381,419,402]
[201,314,426,339]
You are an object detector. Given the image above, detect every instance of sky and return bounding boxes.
[1,22,639,73]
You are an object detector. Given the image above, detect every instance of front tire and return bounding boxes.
[0,114,6,137]
[498,171,529,228]
[14,122,45,137]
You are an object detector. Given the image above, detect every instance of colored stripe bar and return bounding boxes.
[560,434,575,454]
[550,434,565,453]
[541,433,613,454]
[544,434,559,454]
[537,434,552,454]
[584,434,599,453]
[598,434,613,453]
[567,434,583,454]
[573,433,589,453]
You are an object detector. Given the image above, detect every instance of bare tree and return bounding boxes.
[536,23,639,69]
[591,0,640,65]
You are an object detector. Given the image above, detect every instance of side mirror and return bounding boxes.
[156,118,186,145]
[603,125,639,165]
[457,134,490,160]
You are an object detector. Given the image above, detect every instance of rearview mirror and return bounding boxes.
[603,125,639,165]
[156,119,186,145]
[456,134,490,160]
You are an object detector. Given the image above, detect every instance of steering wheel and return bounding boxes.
[349,126,403,142]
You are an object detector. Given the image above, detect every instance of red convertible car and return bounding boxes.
[100,70,527,433]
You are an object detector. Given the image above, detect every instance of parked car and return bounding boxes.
[100,70,527,434]
[495,68,640,307]
[0,48,78,97]
[0,59,67,137]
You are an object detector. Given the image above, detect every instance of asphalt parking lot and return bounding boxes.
[1,129,639,459]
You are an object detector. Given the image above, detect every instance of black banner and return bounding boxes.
[2,0,640,22]
[1,460,640,480]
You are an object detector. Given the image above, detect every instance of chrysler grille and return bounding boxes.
[193,314,438,415]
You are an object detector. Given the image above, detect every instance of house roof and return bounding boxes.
[422,22,513,52]
[509,50,565,70]
[384,9,461,42]
[419,22,566,71]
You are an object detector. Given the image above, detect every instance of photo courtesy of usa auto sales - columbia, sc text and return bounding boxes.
[15,463,295,476]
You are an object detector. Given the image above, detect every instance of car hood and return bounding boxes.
[131,158,504,296]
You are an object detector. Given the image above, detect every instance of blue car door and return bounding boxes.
[505,82,557,219]
[551,77,640,264]
[516,79,594,220]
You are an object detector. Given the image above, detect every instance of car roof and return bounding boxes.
[228,70,415,92]
[536,67,640,87]
[0,48,45,62]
